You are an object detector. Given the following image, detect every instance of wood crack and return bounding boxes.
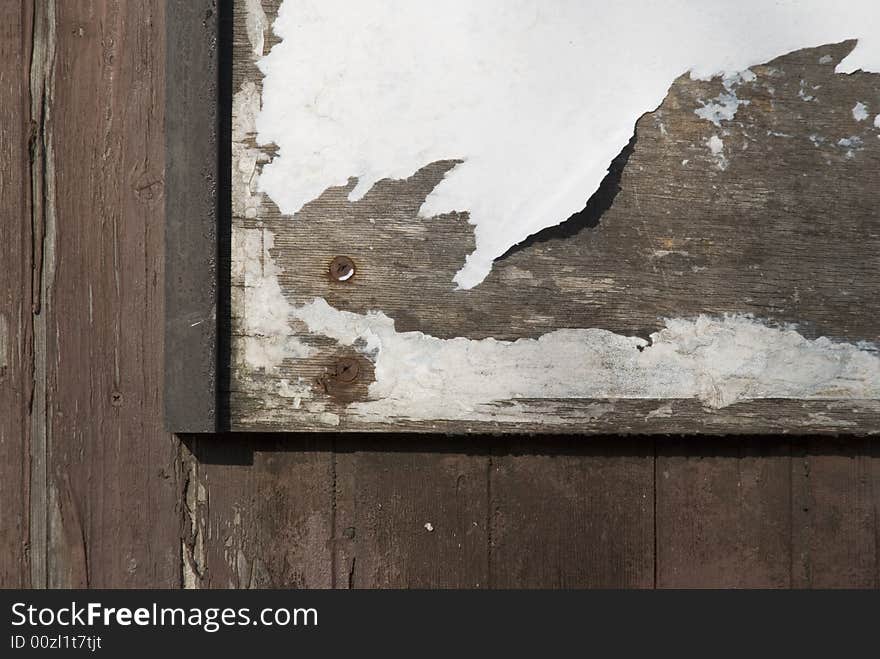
[27,0,56,590]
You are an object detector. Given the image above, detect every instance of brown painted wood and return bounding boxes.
[333,438,490,588]
[490,438,655,588]
[3,0,880,591]
[0,0,34,589]
[656,439,794,588]
[657,438,880,588]
[790,438,880,588]
[181,435,335,589]
[36,0,181,588]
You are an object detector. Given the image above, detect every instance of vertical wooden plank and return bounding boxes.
[656,439,792,588]
[0,0,33,588]
[490,439,654,588]
[332,438,490,588]
[184,436,335,589]
[791,439,879,588]
[39,0,181,587]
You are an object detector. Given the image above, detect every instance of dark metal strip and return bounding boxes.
[164,0,227,433]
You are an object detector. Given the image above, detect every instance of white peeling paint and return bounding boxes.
[232,82,269,221]
[838,135,864,158]
[233,226,313,371]
[694,70,756,126]
[874,115,880,128]
[292,297,880,421]
[256,0,880,289]
[819,54,834,64]
[236,226,880,423]
[853,101,870,121]
[838,135,864,147]
[652,250,690,259]
[706,135,729,170]
[798,80,817,102]
[646,404,674,419]
[245,0,269,57]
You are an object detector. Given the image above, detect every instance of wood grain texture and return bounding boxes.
[657,438,880,588]
[4,0,880,591]
[181,435,335,589]
[333,438,490,588]
[0,0,34,589]
[489,439,654,588]
[656,439,794,587]
[36,0,181,588]
[230,0,880,434]
[790,438,880,587]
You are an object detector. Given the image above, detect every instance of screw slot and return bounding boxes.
[329,256,356,282]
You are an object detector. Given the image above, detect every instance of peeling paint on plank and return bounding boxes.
[257,0,880,289]
[238,224,880,423]
[230,2,880,432]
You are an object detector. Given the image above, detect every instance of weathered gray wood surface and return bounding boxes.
[230,1,880,433]
[3,0,880,591]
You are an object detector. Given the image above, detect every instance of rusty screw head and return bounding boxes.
[329,256,356,282]
[334,357,360,383]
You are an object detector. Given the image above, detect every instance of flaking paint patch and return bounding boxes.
[838,135,864,158]
[232,226,313,372]
[706,134,729,170]
[236,225,880,424]
[694,70,756,126]
[646,404,674,419]
[257,0,880,289]
[234,6,880,426]
[245,0,269,57]
[182,461,206,589]
[853,101,870,121]
[292,298,880,421]
[231,228,345,427]
[799,80,817,102]
[232,82,269,221]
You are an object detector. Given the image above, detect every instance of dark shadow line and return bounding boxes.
[216,0,234,431]
[179,433,873,466]
[496,131,638,261]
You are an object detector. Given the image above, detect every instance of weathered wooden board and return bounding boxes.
[656,438,880,588]
[0,0,34,588]
[0,0,183,589]
[489,439,655,588]
[230,1,880,433]
[5,0,880,592]
[43,0,184,587]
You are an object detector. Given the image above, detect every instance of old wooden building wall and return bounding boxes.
[2,1,880,589]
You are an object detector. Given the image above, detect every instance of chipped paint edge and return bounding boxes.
[229,4,880,429]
